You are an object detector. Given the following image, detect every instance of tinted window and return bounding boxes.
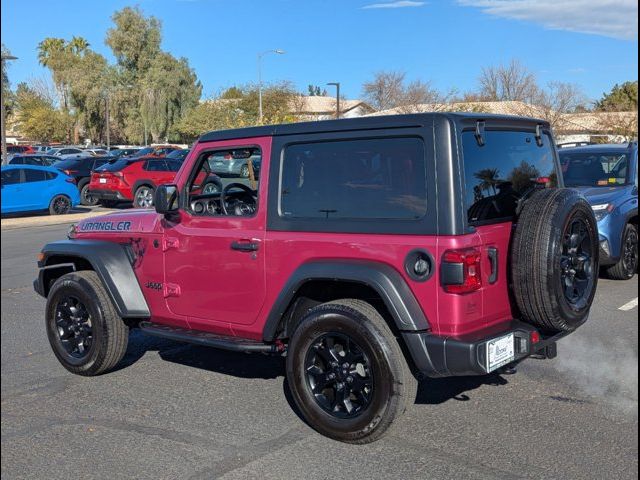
[24,169,48,183]
[560,151,630,187]
[93,158,109,169]
[280,137,427,220]
[1,169,21,185]
[101,158,137,171]
[463,130,558,224]
[144,159,167,171]
[10,157,24,164]
[45,171,58,180]
[166,160,181,172]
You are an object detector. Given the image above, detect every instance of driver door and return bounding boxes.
[162,138,270,333]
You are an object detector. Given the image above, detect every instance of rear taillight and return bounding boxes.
[442,248,482,294]
[64,170,78,175]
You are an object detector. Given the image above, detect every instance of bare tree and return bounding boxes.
[362,71,451,113]
[362,71,406,111]
[536,81,588,130]
[478,59,539,103]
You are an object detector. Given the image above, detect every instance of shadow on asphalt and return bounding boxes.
[120,330,511,408]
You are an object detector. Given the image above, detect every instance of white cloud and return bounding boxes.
[362,1,425,9]
[457,0,638,40]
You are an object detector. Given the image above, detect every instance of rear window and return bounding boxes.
[462,130,558,224]
[280,137,427,220]
[101,158,138,171]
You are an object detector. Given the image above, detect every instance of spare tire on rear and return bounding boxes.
[511,188,599,333]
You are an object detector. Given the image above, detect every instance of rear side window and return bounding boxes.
[10,157,24,164]
[45,171,57,180]
[166,160,181,172]
[280,138,426,220]
[462,130,558,224]
[144,159,167,171]
[1,169,21,185]
[24,169,48,183]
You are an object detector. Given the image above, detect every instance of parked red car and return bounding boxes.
[7,145,35,155]
[88,157,182,208]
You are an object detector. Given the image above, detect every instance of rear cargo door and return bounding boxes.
[460,128,560,327]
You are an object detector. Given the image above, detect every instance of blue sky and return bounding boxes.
[1,0,637,103]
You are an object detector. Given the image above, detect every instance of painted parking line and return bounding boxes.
[618,298,638,311]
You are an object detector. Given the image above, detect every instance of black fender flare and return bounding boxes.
[35,240,150,319]
[262,260,429,341]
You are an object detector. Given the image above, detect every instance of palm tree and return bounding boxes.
[37,38,65,68]
[474,168,501,195]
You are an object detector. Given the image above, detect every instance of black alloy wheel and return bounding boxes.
[622,227,638,274]
[54,295,93,359]
[50,195,71,215]
[560,217,595,309]
[304,333,374,419]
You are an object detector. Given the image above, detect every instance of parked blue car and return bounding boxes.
[559,142,638,280]
[1,165,80,216]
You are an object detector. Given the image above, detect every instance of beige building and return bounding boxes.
[365,101,638,143]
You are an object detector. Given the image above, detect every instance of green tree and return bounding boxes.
[14,82,73,142]
[595,81,638,112]
[139,52,202,143]
[474,168,501,195]
[105,6,161,80]
[2,44,16,116]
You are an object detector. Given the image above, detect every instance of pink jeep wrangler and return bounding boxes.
[36,114,598,443]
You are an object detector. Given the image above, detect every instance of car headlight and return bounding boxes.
[592,203,613,221]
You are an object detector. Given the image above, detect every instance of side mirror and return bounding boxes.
[155,184,179,215]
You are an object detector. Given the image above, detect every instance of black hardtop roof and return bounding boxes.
[198,112,550,143]
[558,143,637,154]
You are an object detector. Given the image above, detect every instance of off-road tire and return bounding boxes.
[605,223,638,280]
[48,195,72,215]
[79,180,98,206]
[286,299,417,444]
[46,271,129,376]
[512,188,599,333]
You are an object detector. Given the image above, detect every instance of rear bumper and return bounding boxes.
[403,320,570,378]
[87,189,130,201]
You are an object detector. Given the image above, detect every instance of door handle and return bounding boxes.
[488,247,498,284]
[230,240,259,252]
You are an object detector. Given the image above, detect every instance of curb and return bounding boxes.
[1,209,114,231]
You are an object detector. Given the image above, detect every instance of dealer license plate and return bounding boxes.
[99,178,107,183]
[486,333,515,372]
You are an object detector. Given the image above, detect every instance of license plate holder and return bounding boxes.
[486,333,515,372]
[99,178,107,184]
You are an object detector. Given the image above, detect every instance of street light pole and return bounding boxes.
[105,94,110,150]
[1,54,18,164]
[257,49,285,124]
[327,82,340,119]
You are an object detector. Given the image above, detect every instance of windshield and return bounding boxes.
[560,151,630,187]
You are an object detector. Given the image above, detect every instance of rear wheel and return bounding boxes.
[49,195,71,215]
[134,185,155,208]
[45,271,129,376]
[286,299,417,444]
[79,181,99,206]
[605,224,638,280]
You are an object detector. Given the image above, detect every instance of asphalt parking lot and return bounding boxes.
[1,221,638,480]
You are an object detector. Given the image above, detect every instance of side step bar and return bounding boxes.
[139,321,279,354]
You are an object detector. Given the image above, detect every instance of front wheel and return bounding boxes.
[49,195,72,215]
[605,224,638,280]
[286,299,417,444]
[45,271,129,376]
[134,185,155,209]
